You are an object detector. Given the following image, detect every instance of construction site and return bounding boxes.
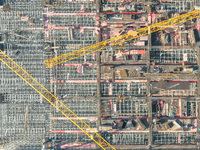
[1,0,200,149]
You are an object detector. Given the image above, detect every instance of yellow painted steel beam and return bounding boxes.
[0,49,116,150]
[45,9,200,67]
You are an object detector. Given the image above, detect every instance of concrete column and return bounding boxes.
[147,78,153,146]
[147,26,151,73]
[196,43,200,149]
[96,0,102,132]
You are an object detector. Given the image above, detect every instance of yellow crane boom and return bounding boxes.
[45,9,200,68]
[0,49,115,150]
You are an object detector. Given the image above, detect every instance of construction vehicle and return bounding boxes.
[45,9,200,67]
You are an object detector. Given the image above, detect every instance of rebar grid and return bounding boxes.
[0,0,43,32]
[45,9,200,67]
[101,82,147,96]
[153,132,196,145]
[53,98,97,117]
[159,0,197,12]
[112,99,148,116]
[150,49,197,63]
[52,119,97,131]
[102,132,149,145]
[58,83,97,96]
[56,65,96,80]
[0,50,115,150]
[53,2,96,13]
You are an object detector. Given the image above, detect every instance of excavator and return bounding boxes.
[0,9,200,150]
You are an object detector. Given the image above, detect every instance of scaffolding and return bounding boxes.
[0,0,200,149]
[0,49,115,149]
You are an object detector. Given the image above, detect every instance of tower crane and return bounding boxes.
[0,49,115,150]
[45,9,200,67]
[1,9,200,150]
